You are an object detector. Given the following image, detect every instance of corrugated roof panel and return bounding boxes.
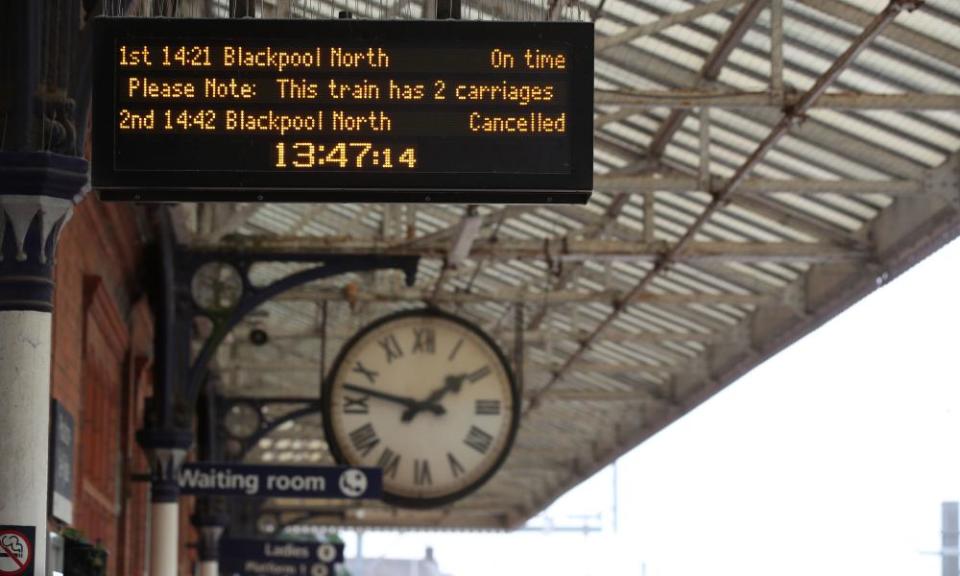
[886,5,960,49]
[603,120,658,150]
[856,110,960,155]
[806,109,948,168]
[188,0,960,531]
[625,34,706,75]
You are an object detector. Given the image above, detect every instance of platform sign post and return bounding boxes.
[92,18,593,203]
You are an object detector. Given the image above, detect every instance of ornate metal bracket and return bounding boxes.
[176,248,420,413]
[218,395,322,461]
[143,206,419,440]
[142,223,419,523]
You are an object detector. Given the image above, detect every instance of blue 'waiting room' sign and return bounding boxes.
[178,463,381,499]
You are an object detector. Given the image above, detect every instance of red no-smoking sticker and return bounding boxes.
[0,526,34,576]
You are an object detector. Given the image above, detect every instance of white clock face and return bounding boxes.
[323,311,517,507]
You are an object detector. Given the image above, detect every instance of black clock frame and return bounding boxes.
[321,307,521,509]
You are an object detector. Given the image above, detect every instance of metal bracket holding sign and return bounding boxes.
[92,18,593,203]
[178,463,382,500]
[0,526,35,576]
[218,396,322,461]
[136,213,414,533]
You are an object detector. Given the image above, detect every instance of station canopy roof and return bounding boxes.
[139,0,960,532]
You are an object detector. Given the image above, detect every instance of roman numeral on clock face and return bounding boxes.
[352,361,378,383]
[378,334,403,363]
[464,425,494,454]
[343,394,369,414]
[412,327,435,354]
[448,338,464,361]
[348,423,380,457]
[475,399,501,415]
[447,452,465,478]
[466,365,491,383]
[377,448,401,479]
[414,459,433,486]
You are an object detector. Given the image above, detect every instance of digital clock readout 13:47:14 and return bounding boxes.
[275,141,417,169]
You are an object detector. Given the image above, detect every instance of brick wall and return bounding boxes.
[49,196,198,574]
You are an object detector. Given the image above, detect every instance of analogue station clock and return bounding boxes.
[322,309,519,508]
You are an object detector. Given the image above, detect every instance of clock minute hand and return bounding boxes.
[343,384,445,415]
[400,374,467,422]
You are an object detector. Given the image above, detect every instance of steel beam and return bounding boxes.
[199,238,864,263]
[527,192,632,330]
[244,326,716,345]
[594,90,960,110]
[699,107,712,190]
[600,39,925,179]
[547,0,565,20]
[648,0,768,159]
[770,0,784,97]
[229,359,673,378]
[522,0,916,426]
[398,205,527,248]
[533,389,650,402]
[273,286,771,305]
[796,0,960,66]
[594,175,922,195]
[594,0,749,52]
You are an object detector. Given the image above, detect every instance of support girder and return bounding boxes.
[198,238,864,262]
[595,90,960,111]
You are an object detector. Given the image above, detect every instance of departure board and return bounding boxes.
[92,18,593,203]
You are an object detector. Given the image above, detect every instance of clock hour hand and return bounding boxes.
[400,374,467,422]
[343,384,445,416]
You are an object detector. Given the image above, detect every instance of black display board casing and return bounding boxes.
[92,18,594,204]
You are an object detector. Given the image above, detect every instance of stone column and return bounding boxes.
[137,428,192,576]
[0,152,87,575]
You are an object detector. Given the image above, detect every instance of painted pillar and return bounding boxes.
[199,559,219,576]
[138,428,192,576]
[193,498,227,576]
[0,152,87,575]
[197,525,224,576]
[136,203,195,576]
